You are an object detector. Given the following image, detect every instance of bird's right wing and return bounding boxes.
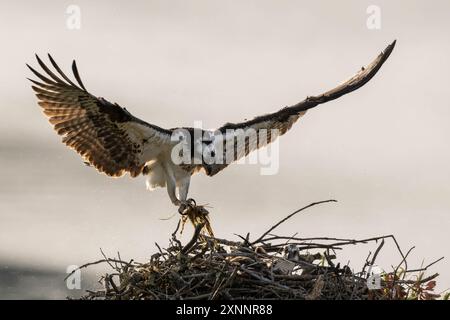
[28,55,173,177]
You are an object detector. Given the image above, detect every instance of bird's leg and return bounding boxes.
[178,177,190,203]
[165,169,180,206]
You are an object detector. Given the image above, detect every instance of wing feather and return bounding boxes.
[207,41,396,176]
[47,54,82,89]
[71,60,88,91]
[28,55,173,177]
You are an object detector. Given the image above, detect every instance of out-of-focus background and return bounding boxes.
[0,0,449,299]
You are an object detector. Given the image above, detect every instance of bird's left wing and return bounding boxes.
[28,55,173,177]
[205,41,396,176]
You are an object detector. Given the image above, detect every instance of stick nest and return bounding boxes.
[72,200,446,300]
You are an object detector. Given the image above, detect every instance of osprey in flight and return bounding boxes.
[28,41,395,213]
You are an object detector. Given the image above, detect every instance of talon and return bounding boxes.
[178,199,196,215]
[178,203,189,215]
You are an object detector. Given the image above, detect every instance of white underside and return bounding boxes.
[145,161,167,190]
[144,154,193,205]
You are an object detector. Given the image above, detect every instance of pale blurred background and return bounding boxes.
[0,0,449,299]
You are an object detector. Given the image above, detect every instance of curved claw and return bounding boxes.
[186,198,196,207]
[178,199,197,215]
[178,204,188,215]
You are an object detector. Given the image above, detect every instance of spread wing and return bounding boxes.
[28,54,173,177]
[206,40,396,176]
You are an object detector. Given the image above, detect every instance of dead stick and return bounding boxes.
[64,258,131,281]
[182,223,205,254]
[251,200,337,245]
[370,239,385,266]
